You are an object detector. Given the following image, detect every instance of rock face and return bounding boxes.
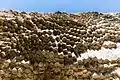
[102,41,117,49]
[0,10,120,79]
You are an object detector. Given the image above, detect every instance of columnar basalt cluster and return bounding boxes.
[0,10,120,79]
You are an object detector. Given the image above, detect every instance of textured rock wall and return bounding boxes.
[0,10,120,80]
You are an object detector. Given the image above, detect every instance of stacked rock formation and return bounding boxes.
[0,10,120,79]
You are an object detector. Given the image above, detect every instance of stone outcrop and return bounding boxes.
[0,10,120,79]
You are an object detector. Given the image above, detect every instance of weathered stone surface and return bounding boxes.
[0,10,120,80]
